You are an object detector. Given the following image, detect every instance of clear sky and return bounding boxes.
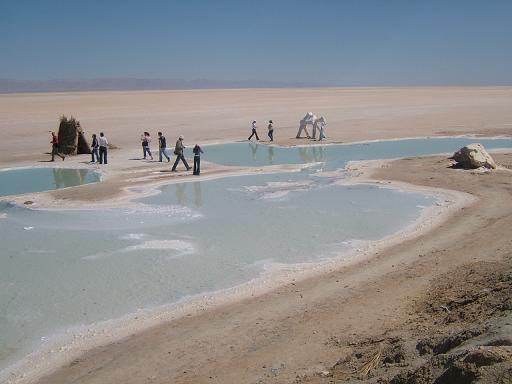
[1,0,511,85]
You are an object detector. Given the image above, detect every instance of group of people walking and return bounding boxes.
[50,131,202,174]
[137,132,204,175]
[249,118,327,142]
[248,120,274,142]
[50,117,325,175]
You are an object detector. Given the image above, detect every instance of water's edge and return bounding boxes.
[1,164,476,384]
[2,136,508,383]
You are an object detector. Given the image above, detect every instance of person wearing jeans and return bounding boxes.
[158,132,170,162]
[267,120,274,142]
[91,134,99,162]
[171,135,191,171]
[141,132,153,160]
[98,132,108,164]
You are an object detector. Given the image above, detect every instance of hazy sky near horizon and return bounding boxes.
[1,0,511,85]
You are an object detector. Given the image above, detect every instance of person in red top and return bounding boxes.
[50,132,65,161]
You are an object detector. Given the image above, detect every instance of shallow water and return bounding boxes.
[1,137,511,374]
[0,177,432,371]
[0,168,100,197]
[202,137,512,168]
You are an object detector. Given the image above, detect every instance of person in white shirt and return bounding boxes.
[296,112,315,139]
[98,132,108,164]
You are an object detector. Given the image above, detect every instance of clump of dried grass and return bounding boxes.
[358,345,383,377]
[58,115,90,155]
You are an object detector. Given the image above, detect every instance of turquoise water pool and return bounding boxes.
[200,137,512,168]
[0,168,100,197]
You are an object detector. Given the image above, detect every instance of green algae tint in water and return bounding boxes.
[0,168,100,197]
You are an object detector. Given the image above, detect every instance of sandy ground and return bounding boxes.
[1,87,512,167]
[1,88,512,383]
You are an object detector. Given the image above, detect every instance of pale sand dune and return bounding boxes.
[1,87,511,166]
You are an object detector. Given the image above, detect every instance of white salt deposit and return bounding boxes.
[2,136,512,378]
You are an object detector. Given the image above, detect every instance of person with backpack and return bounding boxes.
[171,135,191,172]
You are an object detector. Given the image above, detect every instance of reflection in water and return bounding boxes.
[267,146,274,164]
[313,146,324,162]
[298,146,325,163]
[0,168,100,197]
[174,182,203,208]
[175,183,187,205]
[52,169,88,189]
[298,147,312,163]
[249,142,259,160]
[194,182,203,207]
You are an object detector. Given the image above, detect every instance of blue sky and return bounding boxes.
[1,0,511,85]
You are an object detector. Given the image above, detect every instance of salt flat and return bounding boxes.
[1,87,511,166]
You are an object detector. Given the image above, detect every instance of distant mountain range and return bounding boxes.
[0,78,328,93]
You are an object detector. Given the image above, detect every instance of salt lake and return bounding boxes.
[1,137,511,374]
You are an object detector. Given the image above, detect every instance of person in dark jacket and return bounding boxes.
[192,144,204,175]
[171,135,191,171]
[158,132,170,162]
[91,134,99,162]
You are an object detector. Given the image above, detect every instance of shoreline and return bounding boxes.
[1,133,512,170]
[1,152,476,384]
[25,152,511,384]
[1,134,510,210]
[24,153,512,384]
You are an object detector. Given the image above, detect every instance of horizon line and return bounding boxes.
[1,78,511,94]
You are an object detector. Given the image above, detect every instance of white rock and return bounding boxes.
[451,143,497,169]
